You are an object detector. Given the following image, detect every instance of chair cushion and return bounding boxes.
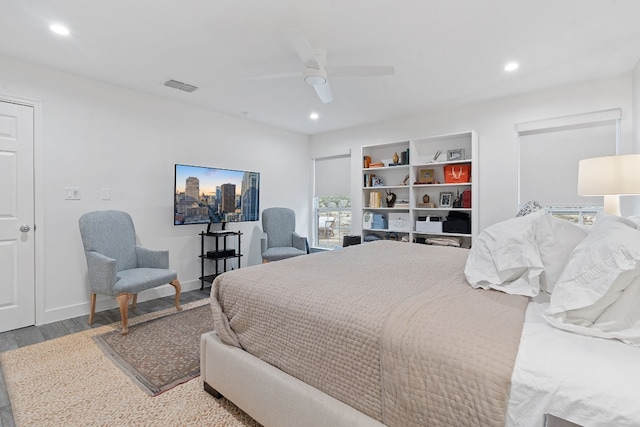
[114,268,178,294]
[262,247,307,262]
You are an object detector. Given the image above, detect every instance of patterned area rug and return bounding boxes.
[0,300,260,427]
[93,303,212,396]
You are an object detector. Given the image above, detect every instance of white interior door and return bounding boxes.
[0,100,35,332]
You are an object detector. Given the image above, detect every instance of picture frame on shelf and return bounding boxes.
[418,168,435,184]
[439,192,453,208]
[447,148,465,161]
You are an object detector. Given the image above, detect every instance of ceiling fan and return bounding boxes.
[252,30,394,103]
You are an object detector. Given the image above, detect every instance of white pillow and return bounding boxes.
[534,213,589,293]
[464,217,542,296]
[544,221,640,346]
[465,211,587,296]
[624,215,640,229]
[592,211,638,230]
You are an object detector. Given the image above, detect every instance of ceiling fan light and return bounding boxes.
[304,68,327,86]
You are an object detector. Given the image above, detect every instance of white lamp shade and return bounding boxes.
[578,154,640,196]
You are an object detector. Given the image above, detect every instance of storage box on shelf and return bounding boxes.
[361,131,478,248]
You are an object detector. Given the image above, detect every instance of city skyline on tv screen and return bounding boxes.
[174,164,260,225]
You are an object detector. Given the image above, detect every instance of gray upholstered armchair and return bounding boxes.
[79,210,181,334]
[261,207,309,262]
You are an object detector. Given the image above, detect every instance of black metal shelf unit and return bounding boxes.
[199,230,242,290]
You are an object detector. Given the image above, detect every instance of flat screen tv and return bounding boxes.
[174,164,260,229]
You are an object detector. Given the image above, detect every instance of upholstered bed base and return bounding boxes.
[200,331,385,427]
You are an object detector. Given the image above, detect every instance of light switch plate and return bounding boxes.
[65,187,80,200]
[101,188,111,200]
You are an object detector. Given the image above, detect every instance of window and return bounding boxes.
[547,207,599,226]
[313,154,351,249]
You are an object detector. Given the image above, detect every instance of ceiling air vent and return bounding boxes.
[164,79,198,93]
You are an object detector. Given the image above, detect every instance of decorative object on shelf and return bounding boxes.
[444,164,470,183]
[433,150,442,161]
[439,192,453,208]
[371,176,384,187]
[393,152,399,164]
[453,191,462,208]
[363,211,373,228]
[422,194,430,203]
[385,190,397,208]
[447,148,465,161]
[363,156,371,168]
[418,168,435,184]
[462,189,472,208]
[402,174,410,185]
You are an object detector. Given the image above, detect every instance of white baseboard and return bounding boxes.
[38,279,204,326]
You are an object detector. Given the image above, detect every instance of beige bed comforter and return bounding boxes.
[210,241,527,426]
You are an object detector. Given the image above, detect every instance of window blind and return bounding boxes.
[314,155,350,197]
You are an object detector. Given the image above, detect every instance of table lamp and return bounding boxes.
[577,154,640,216]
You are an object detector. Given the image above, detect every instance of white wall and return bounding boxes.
[632,60,640,213]
[0,55,311,325]
[310,74,634,233]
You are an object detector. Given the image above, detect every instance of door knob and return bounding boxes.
[20,225,30,232]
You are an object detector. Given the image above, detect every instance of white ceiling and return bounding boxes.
[1,0,640,135]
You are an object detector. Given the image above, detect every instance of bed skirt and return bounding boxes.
[200,331,385,427]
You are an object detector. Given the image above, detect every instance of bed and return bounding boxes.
[201,212,640,427]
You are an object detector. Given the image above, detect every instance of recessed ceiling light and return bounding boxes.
[309,112,319,120]
[50,24,70,36]
[504,62,519,72]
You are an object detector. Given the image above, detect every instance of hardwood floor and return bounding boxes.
[0,288,210,427]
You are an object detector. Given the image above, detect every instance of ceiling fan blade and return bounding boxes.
[328,65,395,77]
[289,30,320,69]
[313,82,333,103]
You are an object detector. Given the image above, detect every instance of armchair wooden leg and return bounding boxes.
[170,279,182,311]
[131,294,137,310]
[88,293,96,325]
[116,292,132,335]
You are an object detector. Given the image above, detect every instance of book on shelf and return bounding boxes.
[368,162,385,168]
[369,191,382,208]
[400,148,410,165]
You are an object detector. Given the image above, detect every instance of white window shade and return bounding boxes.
[518,110,619,207]
[314,155,350,197]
